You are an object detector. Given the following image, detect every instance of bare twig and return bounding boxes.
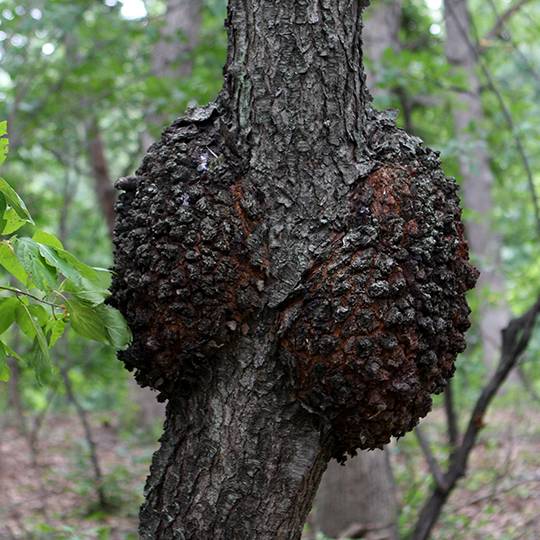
[484,0,533,42]
[0,286,62,309]
[414,427,448,491]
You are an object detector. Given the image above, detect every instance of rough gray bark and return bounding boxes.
[444,0,510,371]
[314,3,402,538]
[111,1,477,538]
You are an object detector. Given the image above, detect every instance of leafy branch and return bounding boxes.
[0,122,131,383]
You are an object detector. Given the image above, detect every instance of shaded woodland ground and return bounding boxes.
[2,397,540,539]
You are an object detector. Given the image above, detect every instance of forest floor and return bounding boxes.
[393,397,540,540]
[1,399,540,540]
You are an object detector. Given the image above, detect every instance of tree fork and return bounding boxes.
[111,1,477,538]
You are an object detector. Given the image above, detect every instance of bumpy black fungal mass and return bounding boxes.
[279,110,478,459]
[111,105,266,399]
[111,103,477,458]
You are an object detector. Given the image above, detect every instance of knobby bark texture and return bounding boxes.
[314,3,403,538]
[444,0,510,371]
[111,1,477,538]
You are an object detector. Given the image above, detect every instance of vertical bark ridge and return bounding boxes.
[222,0,370,307]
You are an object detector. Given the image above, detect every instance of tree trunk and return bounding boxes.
[142,0,203,150]
[444,0,510,371]
[363,0,403,90]
[314,3,403,538]
[85,117,116,235]
[151,0,201,81]
[316,450,398,539]
[111,1,477,538]
[140,328,330,539]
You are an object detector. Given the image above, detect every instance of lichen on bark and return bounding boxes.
[110,0,478,536]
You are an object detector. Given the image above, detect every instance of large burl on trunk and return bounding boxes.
[111,1,478,538]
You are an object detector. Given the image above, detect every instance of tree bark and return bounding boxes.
[314,3,403,538]
[444,0,510,371]
[112,1,477,538]
[140,327,330,539]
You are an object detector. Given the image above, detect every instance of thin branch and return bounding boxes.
[0,285,62,309]
[59,359,108,509]
[414,427,448,491]
[450,473,540,512]
[411,294,540,540]
[484,0,533,42]
[483,0,540,84]
[443,381,460,449]
[446,0,540,239]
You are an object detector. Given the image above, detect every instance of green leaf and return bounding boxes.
[19,302,52,384]
[0,177,33,222]
[0,241,28,285]
[67,296,109,343]
[28,338,52,385]
[36,243,110,303]
[2,208,28,234]
[36,244,85,286]
[101,305,132,349]
[0,342,9,382]
[67,297,130,348]
[14,237,57,291]
[0,193,7,232]
[3,342,24,363]
[0,296,19,334]
[32,229,64,250]
[28,304,50,326]
[45,317,66,348]
[16,302,36,339]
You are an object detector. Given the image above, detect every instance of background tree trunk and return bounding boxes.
[85,117,116,236]
[444,0,510,372]
[316,450,398,539]
[314,2,402,539]
[142,0,202,150]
